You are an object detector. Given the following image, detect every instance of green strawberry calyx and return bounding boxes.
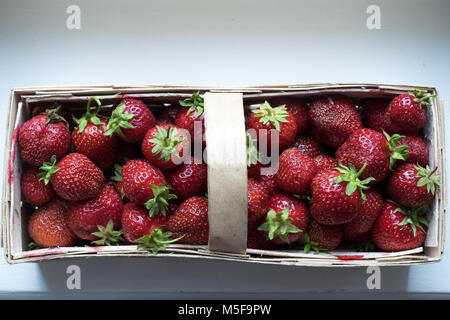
[409,90,436,108]
[91,219,124,246]
[44,104,69,127]
[111,164,126,199]
[136,226,184,255]
[104,102,135,138]
[73,96,106,133]
[383,130,410,170]
[144,183,178,217]
[333,162,375,200]
[251,101,288,131]
[39,155,60,185]
[415,164,442,195]
[257,206,302,244]
[179,91,204,118]
[297,232,328,254]
[246,132,261,167]
[393,203,429,237]
[148,125,185,162]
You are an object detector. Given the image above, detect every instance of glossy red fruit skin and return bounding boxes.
[167,196,209,244]
[313,155,338,172]
[166,159,207,201]
[371,201,426,251]
[255,174,279,198]
[28,200,77,248]
[52,153,105,201]
[156,107,178,125]
[342,229,370,242]
[386,94,427,133]
[308,95,363,149]
[248,162,261,178]
[247,178,269,222]
[19,114,71,167]
[342,188,383,237]
[247,224,278,250]
[121,202,167,244]
[247,109,298,151]
[269,97,309,135]
[21,167,54,206]
[142,124,189,170]
[264,193,309,244]
[72,119,118,170]
[121,159,167,205]
[397,134,429,167]
[175,107,205,145]
[67,185,124,241]
[336,128,390,184]
[308,220,343,251]
[292,135,324,158]
[387,163,435,207]
[362,99,396,134]
[275,148,316,195]
[118,99,155,143]
[310,169,361,225]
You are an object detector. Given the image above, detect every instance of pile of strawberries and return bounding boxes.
[20,89,441,255]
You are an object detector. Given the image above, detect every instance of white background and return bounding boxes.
[0,0,449,298]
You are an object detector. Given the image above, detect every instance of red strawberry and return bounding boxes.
[156,107,178,125]
[166,158,207,201]
[258,193,308,244]
[308,95,363,149]
[247,132,262,178]
[274,147,316,195]
[387,163,441,207]
[175,92,205,145]
[362,99,396,134]
[342,188,383,237]
[310,163,373,225]
[105,98,155,143]
[167,196,209,244]
[371,201,428,251]
[386,90,435,133]
[292,135,324,158]
[255,173,279,198]
[21,166,54,206]
[342,229,371,242]
[305,220,343,251]
[313,154,338,172]
[248,178,269,222]
[19,105,71,167]
[247,223,277,250]
[40,153,105,201]
[67,184,124,242]
[142,124,189,170]
[247,101,298,151]
[336,128,409,183]
[121,159,176,216]
[28,200,77,248]
[397,134,429,167]
[269,97,309,134]
[72,97,118,170]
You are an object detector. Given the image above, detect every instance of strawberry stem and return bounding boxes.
[148,125,185,162]
[333,162,375,200]
[104,102,135,138]
[73,97,105,133]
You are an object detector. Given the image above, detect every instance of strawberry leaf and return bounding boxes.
[179,92,204,118]
[144,183,177,217]
[104,102,136,138]
[333,162,374,200]
[136,226,184,255]
[148,125,185,162]
[91,219,123,246]
[251,101,288,132]
[39,155,60,185]
[414,165,442,196]
[257,206,302,244]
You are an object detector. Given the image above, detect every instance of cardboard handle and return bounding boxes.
[204,93,248,254]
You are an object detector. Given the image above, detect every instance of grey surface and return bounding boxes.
[0,0,450,299]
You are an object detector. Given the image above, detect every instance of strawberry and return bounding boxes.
[310,163,373,225]
[397,134,429,167]
[371,201,428,251]
[142,124,189,170]
[336,128,409,183]
[111,164,127,200]
[166,157,207,201]
[156,106,178,125]
[40,153,105,201]
[274,147,316,195]
[304,219,343,251]
[21,166,54,206]
[362,99,395,134]
[313,154,338,172]
[67,184,124,242]
[308,95,363,149]
[258,193,309,244]
[121,159,176,216]
[248,178,269,222]
[28,200,77,248]
[19,105,71,167]
[269,97,309,134]
[105,98,155,143]
[247,101,298,151]
[175,92,205,145]
[387,163,441,207]
[247,223,277,250]
[342,188,383,237]
[386,90,435,133]
[72,97,118,170]
[255,173,279,198]
[167,196,209,244]
[292,135,324,158]
[247,132,262,178]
